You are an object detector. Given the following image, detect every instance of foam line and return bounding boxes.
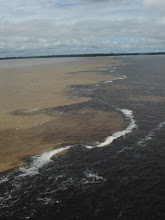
[1,108,136,179]
[137,121,165,146]
[18,146,71,177]
[97,109,137,147]
[104,75,126,84]
[1,109,136,179]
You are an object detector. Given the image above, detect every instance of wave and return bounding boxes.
[137,121,165,146]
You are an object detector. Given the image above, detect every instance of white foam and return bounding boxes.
[104,80,113,83]
[0,108,136,180]
[0,176,9,184]
[104,75,126,84]
[84,171,103,180]
[137,121,165,146]
[0,107,137,182]
[97,109,137,147]
[85,145,94,149]
[18,146,71,177]
[18,108,136,177]
[119,75,126,79]
[157,121,165,129]
[101,67,116,72]
[82,171,106,184]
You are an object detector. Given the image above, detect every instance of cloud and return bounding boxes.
[0,0,165,57]
[143,0,165,14]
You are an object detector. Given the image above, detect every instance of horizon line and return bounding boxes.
[1,52,165,60]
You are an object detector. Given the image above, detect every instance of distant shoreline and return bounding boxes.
[0,52,165,60]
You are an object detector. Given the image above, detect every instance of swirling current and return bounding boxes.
[0,55,165,219]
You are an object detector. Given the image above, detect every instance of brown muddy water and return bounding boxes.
[0,57,126,173]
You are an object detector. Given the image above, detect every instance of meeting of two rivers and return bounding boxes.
[0,55,165,219]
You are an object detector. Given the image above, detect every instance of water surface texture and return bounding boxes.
[0,57,123,172]
[0,55,165,219]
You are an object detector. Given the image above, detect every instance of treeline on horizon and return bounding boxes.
[0,52,165,60]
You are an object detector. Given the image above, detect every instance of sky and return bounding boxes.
[0,0,165,57]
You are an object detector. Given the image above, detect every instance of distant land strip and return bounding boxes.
[0,52,165,60]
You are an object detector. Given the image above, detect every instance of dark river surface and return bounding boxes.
[0,55,165,219]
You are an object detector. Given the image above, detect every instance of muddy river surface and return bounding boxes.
[0,55,165,219]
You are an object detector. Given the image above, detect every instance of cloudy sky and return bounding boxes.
[0,0,165,57]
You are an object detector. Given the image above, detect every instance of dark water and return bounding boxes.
[0,55,165,219]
